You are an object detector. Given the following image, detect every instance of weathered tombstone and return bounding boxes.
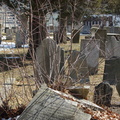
[94,82,113,106]
[36,38,64,84]
[80,39,100,75]
[18,86,105,120]
[116,82,120,96]
[72,29,80,43]
[0,24,2,44]
[105,33,120,59]
[15,29,26,48]
[103,57,120,85]
[6,28,13,40]
[68,50,89,83]
[53,30,67,43]
[81,25,90,34]
[5,27,9,33]
[95,29,107,57]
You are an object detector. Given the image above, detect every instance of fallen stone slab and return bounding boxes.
[18,86,103,120]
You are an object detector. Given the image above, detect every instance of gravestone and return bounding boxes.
[6,28,13,40]
[36,38,64,84]
[105,33,120,59]
[18,86,105,120]
[72,29,80,43]
[15,29,25,48]
[0,24,2,44]
[5,27,9,33]
[94,82,113,106]
[80,39,100,75]
[53,30,67,43]
[68,50,89,83]
[116,82,120,96]
[103,57,120,85]
[81,25,90,34]
[12,27,16,34]
[95,29,107,57]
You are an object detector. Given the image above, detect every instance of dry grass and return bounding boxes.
[0,35,119,110]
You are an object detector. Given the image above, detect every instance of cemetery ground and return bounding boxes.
[0,36,120,119]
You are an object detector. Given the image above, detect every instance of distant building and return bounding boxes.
[0,5,20,33]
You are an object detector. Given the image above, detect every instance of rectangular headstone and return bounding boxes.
[103,57,120,85]
[80,39,100,75]
[6,28,13,40]
[68,50,89,83]
[95,29,107,57]
[105,34,120,59]
[72,29,80,43]
[36,38,64,84]
[0,24,2,44]
[15,29,26,48]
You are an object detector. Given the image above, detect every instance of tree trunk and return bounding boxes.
[26,15,46,59]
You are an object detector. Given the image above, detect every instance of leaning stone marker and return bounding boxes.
[36,38,64,84]
[94,82,113,106]
[18,86,92,120]
[80,39,100,75]
[103,57,120,85]
[68,50,89,84]
[72,29,80,43]
[18,85,104,120]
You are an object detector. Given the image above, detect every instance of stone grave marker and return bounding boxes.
[80,39,100,75]
[6,28,13,40]
[105,33,120,59]
[95,29,107,57]
[94,82,113,106]
[15,29,26,48]
[116,82,120,96]
[36,38,64,84]
[68,50,89,83]
[103,57,120,85]
[0,24,2,44]
[72,29,80,43]
[18,86,103,120]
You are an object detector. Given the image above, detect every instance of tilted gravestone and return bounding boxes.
[72,29,80,43]
[105,33,120,59]
[36,38,64,84]
[94,82,113,106]
[80,39,100,75]
[68,50,89,84]
[18,86,105,120]
[103,57,120,85]
[95,29,107,57]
